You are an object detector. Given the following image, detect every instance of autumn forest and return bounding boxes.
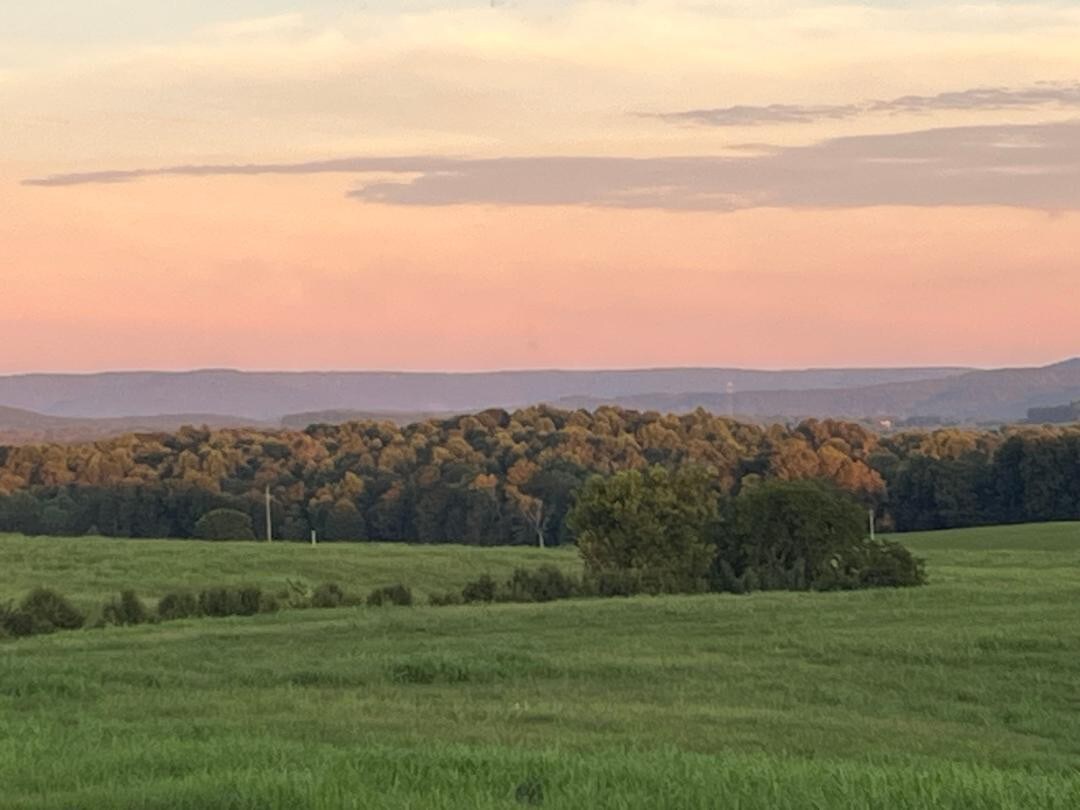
[0,406,1077,543]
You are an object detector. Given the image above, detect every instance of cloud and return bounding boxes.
[22,157,457,187]
[656,103,861,126]
[656,82,1080,126]
[22,120,1080,211]
[872,83,1080,114]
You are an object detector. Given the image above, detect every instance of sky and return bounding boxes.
[3,0,1079,372]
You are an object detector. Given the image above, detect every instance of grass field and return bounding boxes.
[0,535,580,609]
[1,523,1079,808]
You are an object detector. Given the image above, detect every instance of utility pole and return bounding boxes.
[265,485,273,542]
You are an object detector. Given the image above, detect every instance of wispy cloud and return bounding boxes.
[655,82,1080,126]
[656,103,861,126]
[22,120,1080,211]
[22,158,454,187]
[872,83,1080,114]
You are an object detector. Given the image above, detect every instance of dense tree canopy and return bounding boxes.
[570,466,718,593]
[568,471,923,594]
[193,508,256,542]
[713,480,924,591]
[0,406,1076,543]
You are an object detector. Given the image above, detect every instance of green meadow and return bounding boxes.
[0,535,580,609]
[2,523,1079,809]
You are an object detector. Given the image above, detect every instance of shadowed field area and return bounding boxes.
[1,523,1079,808]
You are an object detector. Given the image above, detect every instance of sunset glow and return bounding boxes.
[4,1,1079,371]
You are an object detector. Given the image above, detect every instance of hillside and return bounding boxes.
[562,358,1080,423]
[3,524,1079,809]
[279,409,456,429]
[0,534,577,608]
[1028,400,1080,424]
[0,366,969,421]
[0,405,264,445]
[2,360,1078,444]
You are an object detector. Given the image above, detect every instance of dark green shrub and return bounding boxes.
[311,582,346,608]
[2,610,35,638]
[157,591,198,621]
[18,588,85,634]
[0,601,36,637]
[102,590,149,626]
[367,584,413,607]
[236,587,264,616]
[807,559,861,592]
[197,586,269,617]
[198,587,241,617]
[858,541,926,588]
[461,574,498,603]
[257,591,281,613]
[587,569,645,598]
[193,508,256,541]
[505,566,580,602]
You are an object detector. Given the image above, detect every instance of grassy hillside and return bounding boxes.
[0,535,579,608]
[1,523,1079,808]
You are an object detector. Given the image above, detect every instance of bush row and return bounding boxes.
[0,579,422,641]
[1,568,578,639]
[429,565,582,606]
[1,588,87,638]
[431,545,923,611]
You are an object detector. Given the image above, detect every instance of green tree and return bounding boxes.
[569,466,717,594]
[0,491,43,535]
[321,500,366,542]
[193,508,256,541]
[714,479,923,591]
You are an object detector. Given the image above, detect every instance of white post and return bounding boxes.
[265,485,272,542]
[310,529,317,546]
[869,509,876,542]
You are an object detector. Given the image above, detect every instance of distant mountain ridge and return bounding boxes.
[0,406,265,445]
[0,366,970,421]
[559,359,1080,422]
[1,361,1078,443]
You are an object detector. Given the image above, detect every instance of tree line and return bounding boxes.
[0,406,1077,542]
[4,472,923,645]
[1027,401,1080,425]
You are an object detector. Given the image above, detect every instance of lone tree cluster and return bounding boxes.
[570,467,924,596]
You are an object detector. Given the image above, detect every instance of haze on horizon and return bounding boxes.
[3,1,1078,374]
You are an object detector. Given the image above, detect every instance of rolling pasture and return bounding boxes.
[1,524,1079,808]
[0,535,578,610]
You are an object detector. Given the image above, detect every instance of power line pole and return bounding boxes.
[265,485,273,542]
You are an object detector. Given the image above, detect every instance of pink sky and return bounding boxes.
[3,2,1079,372]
